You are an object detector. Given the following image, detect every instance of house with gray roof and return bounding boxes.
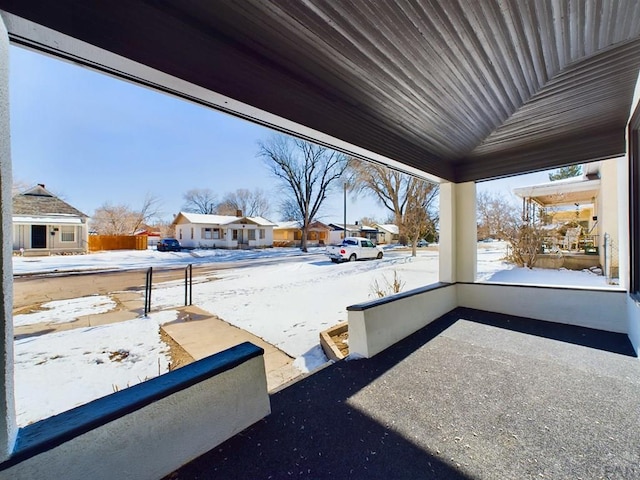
[13,184,89,255]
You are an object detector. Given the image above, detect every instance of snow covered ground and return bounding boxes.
[12,243,617,426]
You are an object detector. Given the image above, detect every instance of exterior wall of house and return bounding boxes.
[0,14,16,460]
[177,222,273,249]
[273,228,296,243]
[13,223,86,254]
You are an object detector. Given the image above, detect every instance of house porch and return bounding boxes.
[169,308,639,479]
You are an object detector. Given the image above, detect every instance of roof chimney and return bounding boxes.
[236,209,243,217]
[38,183,45,188]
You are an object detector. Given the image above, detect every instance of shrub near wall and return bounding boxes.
[89,235,148,251]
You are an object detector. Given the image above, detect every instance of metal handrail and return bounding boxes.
[144,267,153,316]
[185,264,192,306]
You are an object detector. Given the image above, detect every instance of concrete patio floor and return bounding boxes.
[167,308,639,479]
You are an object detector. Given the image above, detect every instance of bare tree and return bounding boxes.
[279,197,303,222]
[476,191,519,240]
[349,159,438,255]
[182,188,217,214]
[259,134,349,252]
[359,216,380,227]
[217,188,271,217]
[403,181,439,255]
[90,194,162,235]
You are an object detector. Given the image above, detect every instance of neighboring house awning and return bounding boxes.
[13,215,85,225]
[513,178,601,208]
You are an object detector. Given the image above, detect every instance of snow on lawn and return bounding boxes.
[14,295,116,327]
[12,243,619,426]
[148,251,440,359]
[12,246,319,275]
[14,310,176,426]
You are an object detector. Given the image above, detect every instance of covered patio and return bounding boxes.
[171,308,639,479]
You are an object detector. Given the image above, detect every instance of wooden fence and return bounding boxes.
[88,235,148,252]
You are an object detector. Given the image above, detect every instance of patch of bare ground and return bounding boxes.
[160,328,195,370]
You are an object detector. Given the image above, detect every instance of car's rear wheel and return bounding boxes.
[349,254,357,262]
[376,251,383,259]
[331,258,338,263]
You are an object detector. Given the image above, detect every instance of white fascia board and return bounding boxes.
[13,215,84,225]
[513,178,601,198]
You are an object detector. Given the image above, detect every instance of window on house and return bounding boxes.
[203,228,213,239]
[190,227,194,240]
[259,229,265,239]
[232,229,238,240]
[60,226,75,242]
[248,229,256,241]
[213,229,220,239]
[179,229,182,240]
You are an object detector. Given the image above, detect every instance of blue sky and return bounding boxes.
[9,45,550,224]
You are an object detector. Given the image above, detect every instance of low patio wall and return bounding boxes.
[457,283,628,334]
[626,295,640,355]
[347,282,630,359]
[0,342,270,480]
[347,283,456,358]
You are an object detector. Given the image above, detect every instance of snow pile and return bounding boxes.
[14,309,176,426]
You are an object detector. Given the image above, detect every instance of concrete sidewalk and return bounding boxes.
[159,306,303,391]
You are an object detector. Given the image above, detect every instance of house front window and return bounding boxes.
[232,229,238,240]
[248,229,256,241]
[203,228,213,239]
[259,229,265,239]
[190,227,194,240]
[60,226,75,242]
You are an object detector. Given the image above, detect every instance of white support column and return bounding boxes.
[439,181,477,284]
[439,182,455,283]
[0,13,17,460]
[455,182,477,283]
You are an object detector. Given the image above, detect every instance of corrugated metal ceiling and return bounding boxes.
[2,0,640,182]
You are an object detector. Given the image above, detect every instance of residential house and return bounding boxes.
[328,222,379,244]
[273,220,330,247]
[1,4,640,480]
[172,212,275,249]
[375,223,399,244]
[134,228,161,247]
[12,184,89,255]
[513,159,619,278]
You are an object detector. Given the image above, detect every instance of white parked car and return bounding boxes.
[325,236,383,263]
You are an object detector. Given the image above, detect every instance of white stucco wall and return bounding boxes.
[0,13,16,460]
[458,283,628,334]
[348,284,457,358]
[3,355,270,480]
[626,296,640,355]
